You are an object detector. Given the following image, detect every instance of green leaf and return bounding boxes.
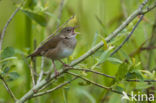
[78,81,91,86]
[120,50,132,64]
[63,87,70,103]
[136,82,153,90]
[114,86,124,92]
[91,46,114,69]
[8,72,20,81]
[98,34,108,49]
[0,57,17,63]
[91,32,98,47]
[21,9,47,26]
[98,46,114,64]
[76,88,96,103]
[1,47,15,59]
[115,63,129,82]
[45,11,60,24]
[3,67,10,73]
[126,69,144,81]
[107,57,122,64]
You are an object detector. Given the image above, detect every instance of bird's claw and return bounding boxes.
[54,70,59,77]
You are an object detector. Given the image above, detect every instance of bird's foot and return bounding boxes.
[54,70,59,77]
[63,64,73,69]
[63,63,71,67]
[58,59,72,68]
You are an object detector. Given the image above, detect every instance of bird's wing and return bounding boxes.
[28,36,62,57]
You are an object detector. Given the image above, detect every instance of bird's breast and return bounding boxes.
[57,37,77,59]
[58,48,73,58]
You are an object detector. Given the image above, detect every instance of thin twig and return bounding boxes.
[71,68,115,79]
[0,7,20,50]
[110,15,144,56]
[142,2,156,14]
[139,0,149,10]
[70,68,156,82]
[95,16,106,29]
[67,72,110,89]
[37,57,45,84]
[0,75,17,101]
[126,79,156,82]
[23,54,36,86]
[39,80,55,91]
[30,62,36,86]
[67,72,124,95]
[68,72,156,100]
[32,77,78,98]
[33,39,37,84]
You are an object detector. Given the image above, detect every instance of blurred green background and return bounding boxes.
[0,0,156,103]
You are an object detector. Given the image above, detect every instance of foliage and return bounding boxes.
[0,0,156,103]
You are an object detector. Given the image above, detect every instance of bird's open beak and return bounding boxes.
[75,32,80,35]
[73,26,80,35]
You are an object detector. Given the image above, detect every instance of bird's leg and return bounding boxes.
[52,60,59,76]
[58,59,71,68]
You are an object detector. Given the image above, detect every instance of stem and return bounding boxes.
[0,75,17,101]
[0,7,20,50]
[110,15,144,56]
[33,77,78,98]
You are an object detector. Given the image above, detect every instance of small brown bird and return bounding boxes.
[28,27,78,75]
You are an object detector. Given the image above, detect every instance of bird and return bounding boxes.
[28,27,78,75]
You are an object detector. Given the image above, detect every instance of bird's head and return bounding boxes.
[59,27,77,39]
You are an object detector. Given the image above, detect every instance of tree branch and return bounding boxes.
[70,68,156,82]
[33,40,37,84]
[0,75,17,101]
[0,7,20,50]
[37,57,45,84]
[142,2,156,14]
[71,68,115,79]
[67,72,123,95]
[110,14,144,56]
[32,77,78,98]
[33,69,156,98]
[29,62,36,86]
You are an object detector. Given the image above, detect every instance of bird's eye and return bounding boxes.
[65,37,68,39]
[66,29,70,32]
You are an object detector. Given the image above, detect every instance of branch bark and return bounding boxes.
[0,75,17,102]
[33,77,78,98]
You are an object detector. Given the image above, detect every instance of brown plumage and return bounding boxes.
[28,36,62,58]
[28,27,77,59]
[28,27,77,75]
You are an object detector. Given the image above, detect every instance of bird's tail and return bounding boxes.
[27,52,39,58]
